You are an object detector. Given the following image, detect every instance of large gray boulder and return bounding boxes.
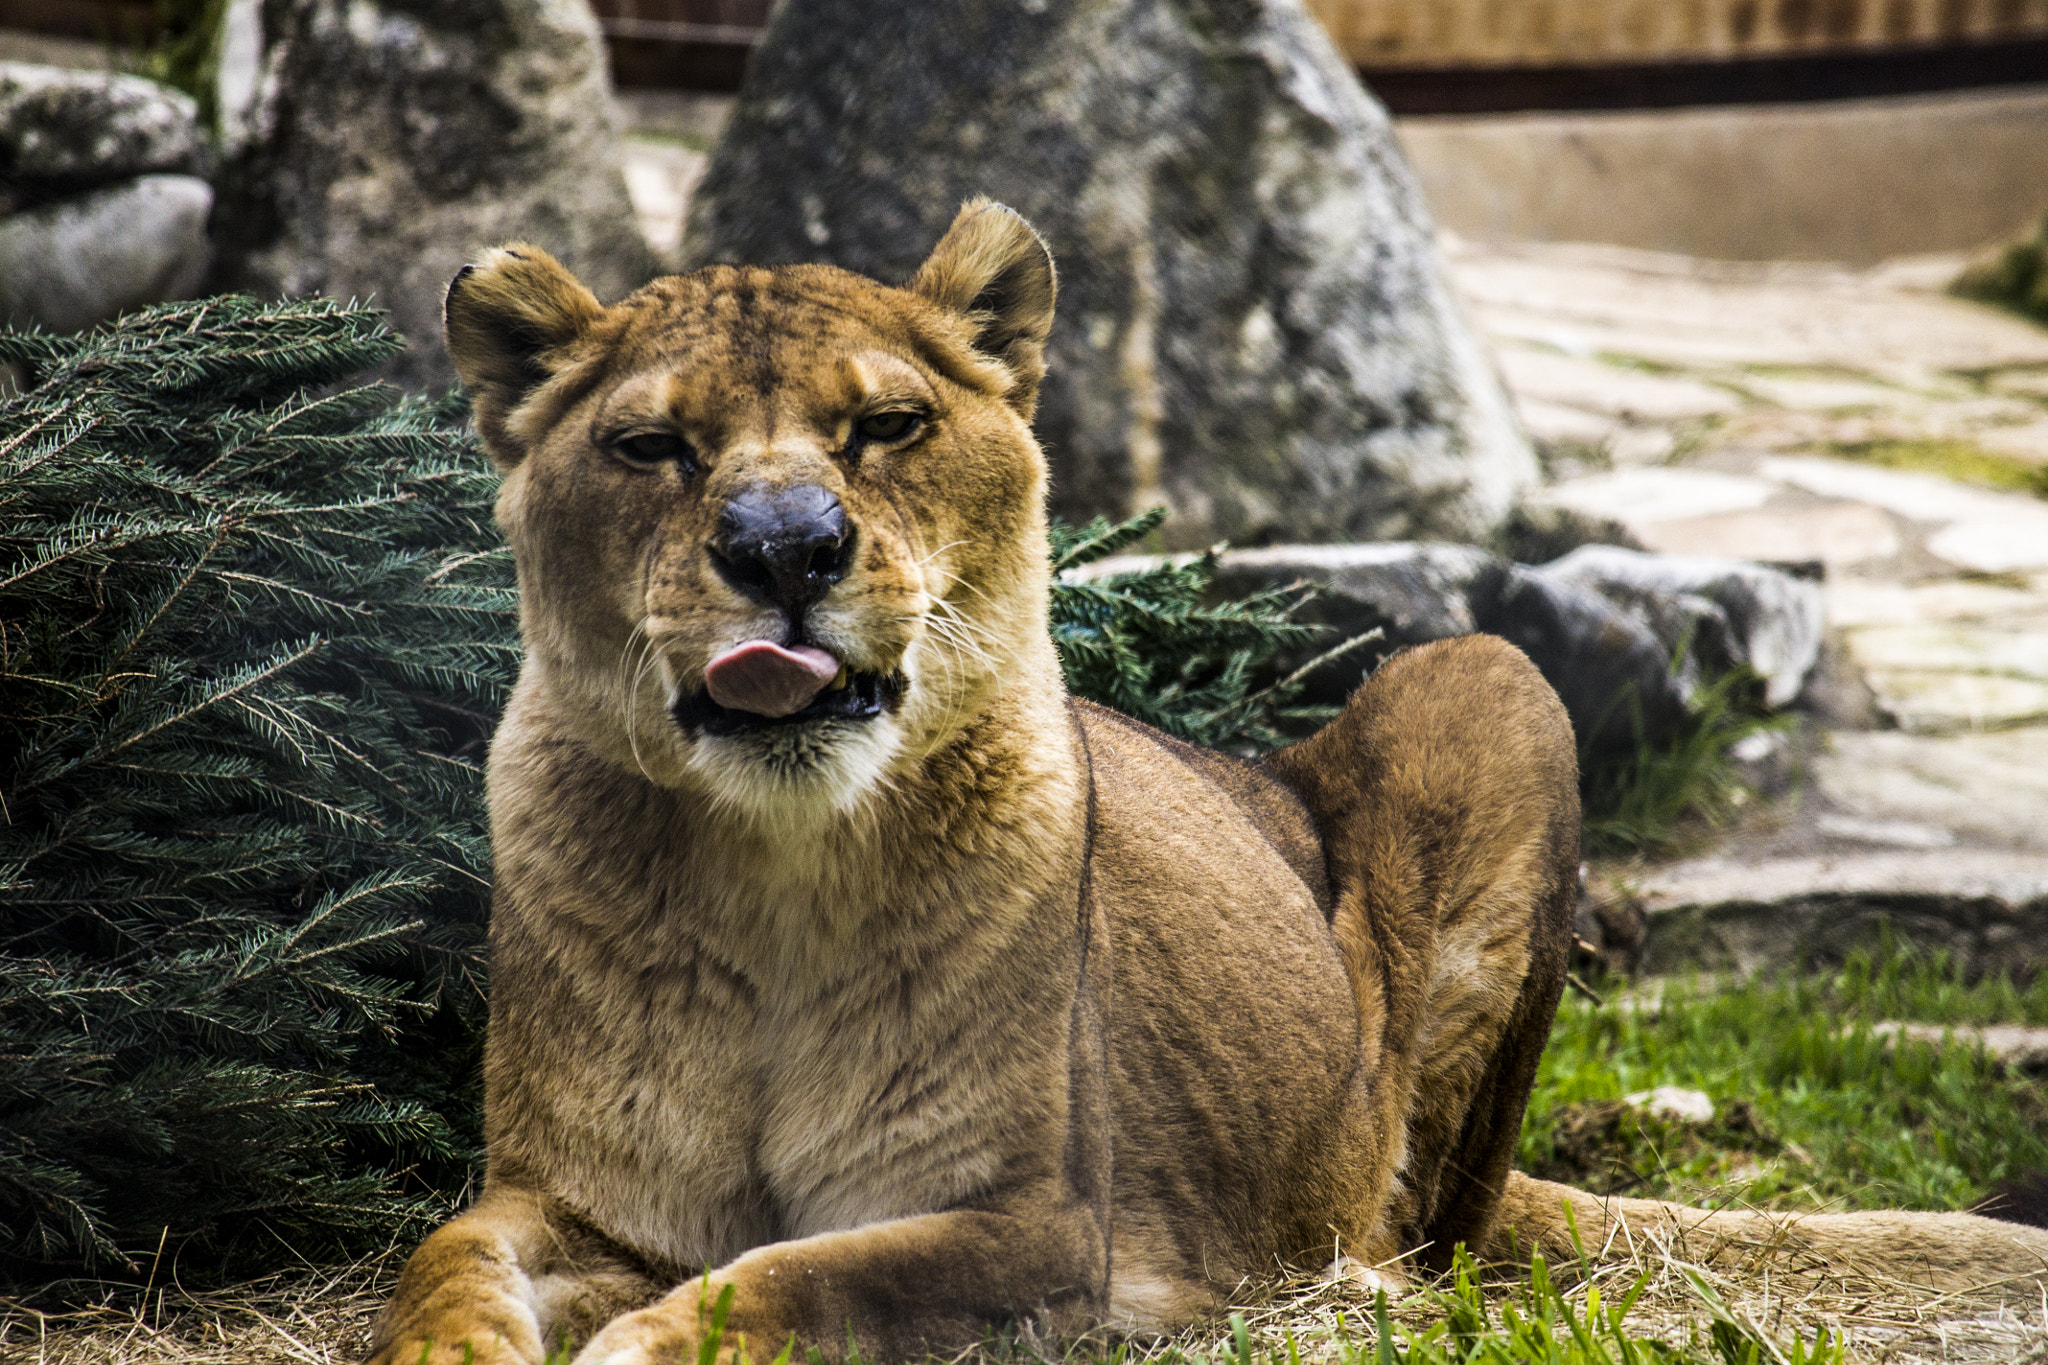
[0,65,211,332]
[683,0,1537,548]
[210,0,660,387]
[0,175,213,333]
[0,63,205,193]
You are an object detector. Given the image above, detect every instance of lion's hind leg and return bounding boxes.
[1493,1173,2048,1303]
[1267,633,1582,1276]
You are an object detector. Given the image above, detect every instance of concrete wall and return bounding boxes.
[1397,85,2048,262]
[1310,0,2048,66]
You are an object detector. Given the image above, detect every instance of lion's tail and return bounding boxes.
[1490,1172,2048,1301]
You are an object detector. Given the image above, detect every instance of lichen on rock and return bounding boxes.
[209,0,660,387]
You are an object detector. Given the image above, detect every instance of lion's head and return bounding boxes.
[445,200,1061,820]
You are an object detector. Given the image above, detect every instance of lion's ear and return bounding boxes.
[907,199,1057,419]
[444,244,607,467]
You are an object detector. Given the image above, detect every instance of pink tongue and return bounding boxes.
[703,640,841,718]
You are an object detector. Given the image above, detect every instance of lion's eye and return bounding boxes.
[856,410,921,443]
[613,432,693,468]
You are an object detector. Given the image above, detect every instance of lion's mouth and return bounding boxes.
[672,668,906,737]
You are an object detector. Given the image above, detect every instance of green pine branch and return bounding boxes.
[1,297,505,1279]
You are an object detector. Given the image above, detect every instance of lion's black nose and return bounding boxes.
[711,483,854,621]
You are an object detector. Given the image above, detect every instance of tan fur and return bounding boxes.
[368,203,2048,1365]
[1496,1176,2048,1297]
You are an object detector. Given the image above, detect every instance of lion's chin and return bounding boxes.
[684,714,904,826]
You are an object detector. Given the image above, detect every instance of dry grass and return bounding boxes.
[1129,1220,2048,1365]
[0,1248,396,1365]
[10,1223,2046,1365]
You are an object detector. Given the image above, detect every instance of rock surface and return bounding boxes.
[0,174,212,332]
[1535,545,1826,708]
[1814,728,2048,853]
[1622,1086,1715,1123]
[210,0,660,387]
[1158,543,1679,748]
[1632,850,2048,979]
[1470,559,1690,751]
[0,63,203,194]
[682,0,1536,548]
[1080,541,1823,751]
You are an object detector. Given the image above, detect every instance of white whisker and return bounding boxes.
[911,539,971,570]
[920,558,997,608]
[919,616,978,680]
[624,629,662,783]
[927,599,999,668]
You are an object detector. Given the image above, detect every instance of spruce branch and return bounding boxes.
[0,298,507,1279]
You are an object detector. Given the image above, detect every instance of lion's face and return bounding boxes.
[445,203,1061,819]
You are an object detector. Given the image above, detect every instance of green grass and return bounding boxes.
[136,0,230,128]
[1521,939,2048,1213]
[1354,1255,1844,1365]
[1579,669,1784,860]
[1826,436,2048,499]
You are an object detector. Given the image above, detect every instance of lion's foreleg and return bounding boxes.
[571,1193,1107,1365]
[367,1192,553,1365]
[369,1189,662,1365]
[1491,1173,2048,1299]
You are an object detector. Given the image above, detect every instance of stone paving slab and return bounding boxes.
[1830,573,2048,627]
[1925,521,2048,574]
[1537,467,1776,523]
[1850,620,2048,684]
[1852,671,2048,735]
[1633,503,1902,568]
[1991,368,2048,400]
[1446,238,2048,380]
[1760,457,2048,561]
[1495,346,1741,422]
[1816,728,2048,852]
[1638,850,2048,909]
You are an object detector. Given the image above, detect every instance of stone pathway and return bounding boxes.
[1444,236,2048,955]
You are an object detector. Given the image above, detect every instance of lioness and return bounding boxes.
[371,202,2048,1365]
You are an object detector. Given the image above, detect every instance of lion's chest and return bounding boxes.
[505,940,1012,1271]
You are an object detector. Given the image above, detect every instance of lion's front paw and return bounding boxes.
[569,1304,701,1365]
[367,1330,539,1365]
[368,1301,545,1365]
